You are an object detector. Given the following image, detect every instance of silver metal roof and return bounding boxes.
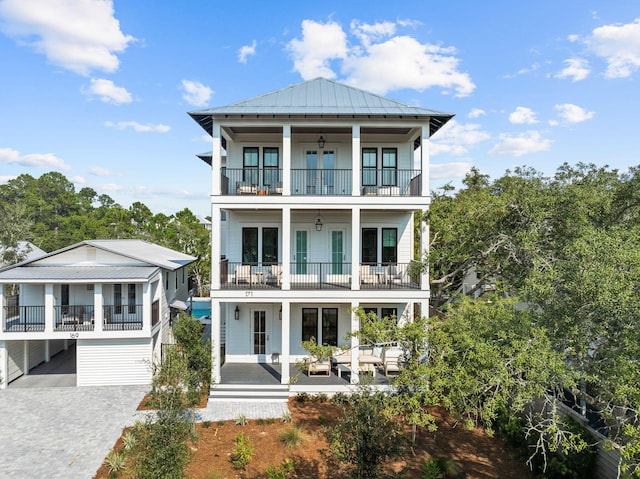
[0,266,159,282]
[189,77,454,137]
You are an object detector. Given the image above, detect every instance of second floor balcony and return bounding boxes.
[221,168,422,197]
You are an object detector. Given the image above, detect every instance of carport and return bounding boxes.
[8,342,77,388]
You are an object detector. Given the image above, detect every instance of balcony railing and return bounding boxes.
[3,305,45,332]
[54,305,95,331]
[103,304,143,331]
[219,168,422,196]
[220,261,420,290]
[290,169,352,196]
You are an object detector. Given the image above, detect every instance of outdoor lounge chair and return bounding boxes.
[307,359,331,376]
[235,264,252,285]
[382,347,403,376]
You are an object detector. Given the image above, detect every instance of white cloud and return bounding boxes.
[555,58,590,81]
[104,121,171,133]
[509,107,538,124]
[468,108,485,119]
[89,166,117,177]
[585,18,640,78]
[0,175,18,183]
[83,78,132,104]
[430,162,473,179]
[489,131,552,157]
[238,40,257,63]
[71,175,86,184]
[430,120,490,156]
[0,147,71,171]
[286,19,475,96]
[0,0,135,76]
[287,20,348,80]
[554,103,595,123]
[97,182,123,192]
[181,80,213,107]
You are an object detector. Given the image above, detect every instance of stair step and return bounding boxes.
[209,384,290,401]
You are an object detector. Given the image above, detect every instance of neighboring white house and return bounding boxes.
[189,77,453,385]
[0,239,196,387]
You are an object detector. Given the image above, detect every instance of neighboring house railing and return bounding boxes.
[2,305,45,332]
[54,305,95,331]
[151,299,160,327]
[219,168,422,196]
[103,304,143,330]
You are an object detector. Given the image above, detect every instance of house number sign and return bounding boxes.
[70,332,79,339]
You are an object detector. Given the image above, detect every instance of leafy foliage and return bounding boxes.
[231,433,254,469]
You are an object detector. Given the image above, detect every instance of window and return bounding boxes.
[242,227,258,264]
[243,147,259,185]
[175,271,178,289]
[182,267,185,284]
[61,284,69,315]
[302,308,318,342]
[382,228,398,264]
[114,284,122,314]
[263,147,279,187]
[362,228,378,264]
[382,148,397,186]
[322,308,338,346]
[262,228,278,265]
[165,272,168,290]
[381,308,398,323]
[362,148,377,186]
[128,284,136,314]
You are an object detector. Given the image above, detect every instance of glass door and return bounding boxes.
[253,310,266,355]
[295,230,308,274]
[321,150,334,195]
[306,150,318,194]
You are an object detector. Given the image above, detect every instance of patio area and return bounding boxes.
[218,362,394,388]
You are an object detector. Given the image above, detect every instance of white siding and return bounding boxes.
[28,340,46,370]
[77,338,152,386]
[7,340,25,382]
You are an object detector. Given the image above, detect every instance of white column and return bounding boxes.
[280,300,290,384]
[211,299,221,384]
[351,207,360,290]
[23,340,29,376]
[212,205,222,290]
[142,282,151,334]
[44,284,54,332]
[282,207,291,290]
[283,124,291,195]
[0,284,4,324]
[212,123,222,196]
[0,340,6,389]
[421,124,430,198]
[421,217,429,292]
[352,125,360,196]
[350,301,360,384]
[94,283,103,332]
[45,340,50,362]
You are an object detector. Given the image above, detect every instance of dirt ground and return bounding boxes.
[95,398,535,479]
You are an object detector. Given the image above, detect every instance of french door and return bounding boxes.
[294,230,308,274]
[253,310,267,355]
[306,150,335,195]
[331,230,344,274]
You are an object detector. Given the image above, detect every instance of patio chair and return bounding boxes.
[267,264,282,285]
[307,358,331,376]
[235,264,252,285]
[383,347,404,376]
[387,264,406,285]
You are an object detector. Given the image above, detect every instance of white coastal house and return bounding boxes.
[0,239,196,387]
[189,78,453,387]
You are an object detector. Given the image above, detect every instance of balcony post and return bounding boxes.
[45,283,54,332]
[351,207,360,290]
[94,283,103,332]
[143,282,151,333]
[350,301,360,385]
[351,125,360,196]
[0,283,4,330]
[0,340,6,389]
[211,299,221,384]
[421,218,429,292]
[280,300,290,385]
[212,122,222,196]
[282,207,291,290]
[420,124,430,198]
[212,205,222,290]
[283,124,291,195]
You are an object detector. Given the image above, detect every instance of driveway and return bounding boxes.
[0,385,147,478]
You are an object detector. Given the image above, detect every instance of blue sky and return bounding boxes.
[1,1,639,217]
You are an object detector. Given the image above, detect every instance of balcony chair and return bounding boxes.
[235,264,252,285]
[360,265,377,285]
[382,347,404,376]
[387,264,406,285]
[236,182,257,195]
[267,265,282,286]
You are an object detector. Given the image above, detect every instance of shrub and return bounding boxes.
[234,414,248,426]
[281,411,292,423]
[295,392,309,403]
[421,456,464,479]
[313,392,329,403]
[104,451,126,478]
[122,430,136,451]
[279,425,305,448]
[331,392,349,405]
[231,433,255,469]
[265,458,295,479]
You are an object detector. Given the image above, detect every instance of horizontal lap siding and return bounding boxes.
[77,338,152,386]
[28,340,45,370]
[7,341,24,382]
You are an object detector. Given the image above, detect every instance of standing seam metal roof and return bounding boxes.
[188,78,454,137]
